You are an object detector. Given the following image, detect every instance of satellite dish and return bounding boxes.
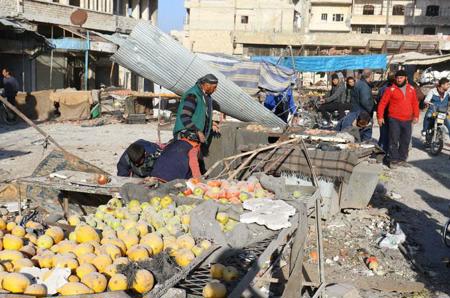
[70,9,88,26]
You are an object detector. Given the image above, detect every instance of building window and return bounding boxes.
[332,14,344,22]
[321,13,328,21]
[391,26,403,34]
[423,27,436,35]
[363,5,375,15]
[426,5,439,17]
[392,5,404,16]
[361,26,374,34]
[241,16,249,24]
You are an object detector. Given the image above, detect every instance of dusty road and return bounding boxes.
[1,115,450,297]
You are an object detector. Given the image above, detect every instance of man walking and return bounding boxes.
[1,68,19,106]
[377,70,419,168]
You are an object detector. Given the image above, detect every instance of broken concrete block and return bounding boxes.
[325,283,361,298]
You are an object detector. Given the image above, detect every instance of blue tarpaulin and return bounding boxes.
[199,53,295,94]
[251,54,387,72]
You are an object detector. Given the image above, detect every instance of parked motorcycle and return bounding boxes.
[425,103,449,156]
[0,99,18,125]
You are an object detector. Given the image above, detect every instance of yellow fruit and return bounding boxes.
[68,232,76,242]
[210,264,225,279]
[103,264,117,278]
[140,233,164,255]
[200,240,212,250]
[0,250,24,262]
[57,282,94,295]
[25,233,38,245]
[11,226,25,237]
[1,261,13,272]
[12,258,34,272]
[50,244,60,253]
[74,243,95,258]
[0,272,8,285]
[160,196,173,209]
[75,225,100,243]
[222,266,239,282]
[24,284,47,296]
[101,244,122,260]
[113,257,129,266]
[2,273,30,293]
[176,235,196,250]
[108,273,128,291]
[181,214,191,226]
[68,275,80,282]
[91,254,112,273]
[25,221,43,229]
[45,226,64,244]
[136,222,149,237]
[68,215,81,226]
[0,218,6,230]
[120,234,139,250]
[175,249,195,267]
[216,213,229,225]
[81,272,107,293]
[37,235,54,249]
[127,245,150,262]
[54,256,79,271]
[58,240,78,254]
[76,263,97,279]
[102,229,116,239]
[128,200,140,209]
[3,234,23,251]
[77,252,97,265]
[163,235,178,250]
[202,281,227,298]
[19,245,36,258]
[6,222,17,232]
[35,254,53,268]
[101,237,126,255]
[192,246,204,257]
[131,269,154,294]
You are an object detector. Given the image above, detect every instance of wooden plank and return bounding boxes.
[282,202,308,298]
[228,217,299,298]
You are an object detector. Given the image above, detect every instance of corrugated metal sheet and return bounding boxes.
[109,22,286,128]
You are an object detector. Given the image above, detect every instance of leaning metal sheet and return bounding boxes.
[109,22,286,128]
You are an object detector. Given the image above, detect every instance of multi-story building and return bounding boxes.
[0,0,157,91]
[181,0,450,56]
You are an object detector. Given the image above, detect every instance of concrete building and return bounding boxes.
[182,0,450,56]
[0,0,157,92]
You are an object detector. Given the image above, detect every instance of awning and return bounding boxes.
[388,51,450,65]
[251,54,387,72]
[0,18,53,49]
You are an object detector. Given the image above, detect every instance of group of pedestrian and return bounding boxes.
[327,69,424,169]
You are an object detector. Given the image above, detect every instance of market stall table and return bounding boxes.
[17,170,142,217]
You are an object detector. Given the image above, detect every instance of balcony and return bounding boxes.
[351,15,406,26]
[408,15,450,26]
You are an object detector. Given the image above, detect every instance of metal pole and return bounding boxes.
[385,0,391,34]
[84,30,90,90]
[50,25,54,89]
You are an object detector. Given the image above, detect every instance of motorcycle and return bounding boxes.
[301,97,345,129]
[424,103,449,156]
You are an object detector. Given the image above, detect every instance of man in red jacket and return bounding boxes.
[377,70,419,168]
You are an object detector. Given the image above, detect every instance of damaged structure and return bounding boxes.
[181,0,450,56]
[0,0,158,92]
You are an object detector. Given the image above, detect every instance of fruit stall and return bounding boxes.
[1,142,323,298]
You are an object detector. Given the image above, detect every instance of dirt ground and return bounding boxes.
[1,113,450,297]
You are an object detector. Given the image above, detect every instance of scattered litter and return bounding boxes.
[240,199,296,230]
[390,192,402,200]
[379,223,406,249]
[21,267,71,295]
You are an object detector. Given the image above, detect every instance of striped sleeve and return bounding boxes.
[180,94,200,131]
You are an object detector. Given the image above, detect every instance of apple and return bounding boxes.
[292,191,302,198]
[95,210,105,220]
[216,212,229,225]
[160,196,173,209]
[223,266,239,282]
[239,192,249,202]
[193,187,204,197]
[150,197,161,207]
